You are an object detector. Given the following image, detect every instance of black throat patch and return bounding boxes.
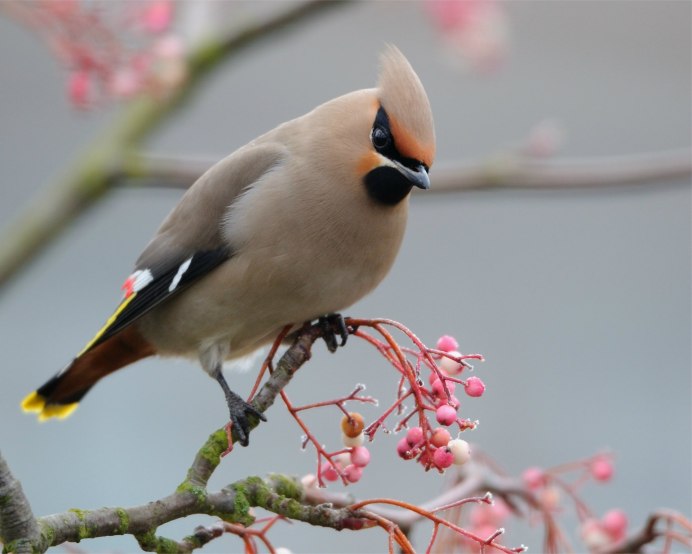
[364,166,413,205]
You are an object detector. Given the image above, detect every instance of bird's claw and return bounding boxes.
[224,388,266,447]
[318,313,352,353]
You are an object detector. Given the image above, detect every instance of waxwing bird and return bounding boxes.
[22,45,435,446]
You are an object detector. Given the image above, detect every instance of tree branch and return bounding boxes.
[0,451,40,554]
[0,322,333,553]
[430,148,692,191]
[608,509,692,554]
[0,0,351,292]
[122,148,692,192]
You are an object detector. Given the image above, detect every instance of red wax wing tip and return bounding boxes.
[121,269,154,299]
[121,276,136,298]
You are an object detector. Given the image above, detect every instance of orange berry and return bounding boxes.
[341,412,365,438]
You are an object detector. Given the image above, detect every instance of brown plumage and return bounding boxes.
[23,45,436,445]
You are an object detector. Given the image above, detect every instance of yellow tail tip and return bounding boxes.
[21,391,45,412]
[21,391,79,421]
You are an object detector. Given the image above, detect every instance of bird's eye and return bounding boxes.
[371,126,391,150]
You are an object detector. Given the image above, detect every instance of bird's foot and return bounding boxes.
[226,390,266,447]
[318,313,354,353]
[214,371,266,447]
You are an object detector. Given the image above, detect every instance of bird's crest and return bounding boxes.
[376,45,436,169]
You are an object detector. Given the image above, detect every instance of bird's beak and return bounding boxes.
[395,161,430,190]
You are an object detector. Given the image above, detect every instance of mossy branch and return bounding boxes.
[0,322,363,553]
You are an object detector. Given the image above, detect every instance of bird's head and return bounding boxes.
[361,45,436,205]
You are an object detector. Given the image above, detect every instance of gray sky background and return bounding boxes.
[0,2,690,553]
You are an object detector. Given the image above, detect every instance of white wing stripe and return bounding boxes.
[169,257,193,292]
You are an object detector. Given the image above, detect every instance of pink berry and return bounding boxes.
[431,427,452,448]
[591,457,614,482]
[142,0,173,33]
[440,351,464,375]
[470,502,509,528]
[343,464,363,483]
[68,70,91,109]
[436,335,459,352]
[397,437,414,460]
[447,439,471,465]
[522,467,545,490]
[432,378,456,399]
[581,519,611,550]
[433,446,454,469]
[418,447,434,467]
[406,426,424,447]
[539,486,561,511]
[428,371,440,385]
[601,509,628,541]
[350,446,371,468]
[320,462,339,482]
[436,404,457,426]
[464,376,485,397]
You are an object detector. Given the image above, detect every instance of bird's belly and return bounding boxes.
[138,210,403,359]
[137,259,367,357]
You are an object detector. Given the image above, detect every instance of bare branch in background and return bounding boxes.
[430,148,692,192]
[122,148,692,191]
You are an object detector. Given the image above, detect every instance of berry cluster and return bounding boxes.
[393,335,485,471]
[320,413,371,484]
[521,454,630,550]
[7,1,186,108]
[313,333,486,481]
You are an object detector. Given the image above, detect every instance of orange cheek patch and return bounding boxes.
[388,114,435,168]
[357,151,382,175]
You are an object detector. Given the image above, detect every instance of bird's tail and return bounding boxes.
[22,326,155,421]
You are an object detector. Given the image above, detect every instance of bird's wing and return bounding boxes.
[77,142,287,356]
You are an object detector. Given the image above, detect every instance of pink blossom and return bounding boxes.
[109,67,141,98]
[425,0,509,73]
[141,0,173,34]
[153,35,185,60]
[67,69,91,109]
